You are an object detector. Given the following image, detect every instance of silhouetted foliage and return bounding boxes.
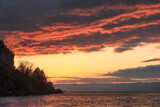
[0,61,63,96]
[12,61,60,96]
[17,61,33,75]
[0,40,63,96]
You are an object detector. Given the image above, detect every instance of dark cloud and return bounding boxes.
[114,44,139,53]
[53,76,160,84]
[103,65,160,78]
[80,46,105,53]
[18,39,38,47]
[60,0,160,9]
[0,0,160,55]
[14,22,160,55]
[102,13,160,30]
[0,0,60,32]
[142,58,160,63]
[28,32,109,48]
[55,77,134,83]
[0,36,4,40]
[47,65,160,85]
[0,0,159,32]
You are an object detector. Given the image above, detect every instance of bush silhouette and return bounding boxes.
[0,40,62,96]
[13,61,57,96]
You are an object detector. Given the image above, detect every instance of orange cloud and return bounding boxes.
[0,1,160,56]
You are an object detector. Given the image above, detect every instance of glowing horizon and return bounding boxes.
[14,43,160,84]
[1,0,160,84]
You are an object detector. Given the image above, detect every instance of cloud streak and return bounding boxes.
[103,65,160,78]
[0,0,160,56]
[142,58,160,63]
[50,65,160,84]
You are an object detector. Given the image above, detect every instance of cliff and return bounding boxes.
[0,40,14,96]
[0,40,14,67]
[0,40,62,96]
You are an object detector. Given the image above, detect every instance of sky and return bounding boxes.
[0,0,160,89]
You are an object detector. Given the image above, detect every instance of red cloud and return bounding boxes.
[1,2,160,56]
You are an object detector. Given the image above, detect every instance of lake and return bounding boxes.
[0,92,160,107]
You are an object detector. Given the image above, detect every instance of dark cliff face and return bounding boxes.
[0,40,14,67]
[0,40,60,96]
[0,40,14,96]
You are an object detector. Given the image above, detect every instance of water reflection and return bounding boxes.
[0,92,160,107]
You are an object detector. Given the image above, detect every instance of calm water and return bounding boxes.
[0,92,160,107]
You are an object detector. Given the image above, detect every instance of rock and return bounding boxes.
[0,40,15,96]
[0,40,14,67]
[0,40,63,96]
[56,89,63,94]
[0,64,14,96]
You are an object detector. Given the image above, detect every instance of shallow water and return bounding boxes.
[0,92,160,107]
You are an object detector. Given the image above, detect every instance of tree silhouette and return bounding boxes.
[12,61,62,96]
[0,40,62,96]
[32,67,46,83]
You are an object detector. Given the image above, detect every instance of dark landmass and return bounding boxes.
[0,40,63,97]
[56,83,160,93]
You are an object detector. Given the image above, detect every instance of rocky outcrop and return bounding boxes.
[0,40,14,96]
[0,65,14,96]
[0,40,14,67]
[0,40,63,96]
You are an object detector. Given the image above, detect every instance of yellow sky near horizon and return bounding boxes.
[14,43,160,83]
[1,0,160,85]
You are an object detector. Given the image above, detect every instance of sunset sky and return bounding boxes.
[0,0,160,85]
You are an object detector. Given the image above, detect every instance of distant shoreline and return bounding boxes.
[63,91,160,93]
[56,82,160,93]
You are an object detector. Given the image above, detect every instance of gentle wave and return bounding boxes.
[0,92,160,107]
